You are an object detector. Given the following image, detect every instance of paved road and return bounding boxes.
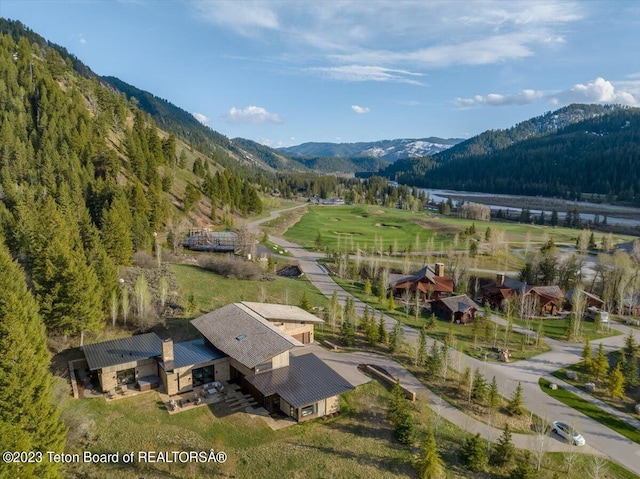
[248,209,640,475]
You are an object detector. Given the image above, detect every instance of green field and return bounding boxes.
[55,374,638,479]
[511,316,622,342]
[169,263,328,315]
[284,205,634,253]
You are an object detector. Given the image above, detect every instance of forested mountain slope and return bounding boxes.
[433,103,620,164]
[0,27,263,340]
[382,105,640,201]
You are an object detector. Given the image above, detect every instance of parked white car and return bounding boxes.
[552,421,586,446]
[585,306,609,323]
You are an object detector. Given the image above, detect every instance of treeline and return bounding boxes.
[383,107,640,202]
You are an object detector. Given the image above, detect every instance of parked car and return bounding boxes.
[585,306,609,323]
[552,421,586,446]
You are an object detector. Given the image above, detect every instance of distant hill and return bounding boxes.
[381,105,640,201]
[230,137,308,172]
[433,103,620,164]
[279,137,462,162]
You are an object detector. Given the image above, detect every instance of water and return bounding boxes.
[419,188,640,227]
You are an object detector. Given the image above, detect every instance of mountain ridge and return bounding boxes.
[278,137,463,162]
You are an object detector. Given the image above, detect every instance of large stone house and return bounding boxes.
[82,302,352,422]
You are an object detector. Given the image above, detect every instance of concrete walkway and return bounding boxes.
[248,209,640,476]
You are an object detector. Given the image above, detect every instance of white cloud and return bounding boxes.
[310,65,424,84]
[351,105,370,114]
[192,112,210,124]
[455,77,639,108]
[192,1,279,35]
[552,77,639,106]
[454,89,545,107]
[222,106,283,124]
[192,1,585,82]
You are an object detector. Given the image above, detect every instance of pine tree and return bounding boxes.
[608,361,625,399]
[365,307,379,345]
[582,337,592,369]
[0,242,65,477]
[624,330,639,360]
[590,343,609,383]
[471,368,488,405]
[621,351,639,390]
[417,326,427,367]
[460,433,488,472]
[507,382,525,415]
[509,452,536,479]
[340,315,355,346]
[101,190,134,265]
[491,424,516,467]
[418,428,444,479]
[488,375,500,413]
[389,319,404,353]
[363,278,372,297]
[378,310,388,344]
[426,340,442,376]
[299,291,311,311]
[388,381,414,445]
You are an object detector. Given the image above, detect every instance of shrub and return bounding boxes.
[197,255,261,280]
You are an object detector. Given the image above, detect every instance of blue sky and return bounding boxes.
[2,1,640,147]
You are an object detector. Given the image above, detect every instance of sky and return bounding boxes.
[2,1,640,147]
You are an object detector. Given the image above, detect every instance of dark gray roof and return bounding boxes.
[241,302,324,324]
[437,294,479,313]
[172,339,226,369]
[83,333,163,371]
[245,353,354,408]
[191,303,302,369]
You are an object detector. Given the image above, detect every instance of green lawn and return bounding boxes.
[284,205,453,253]
[283,205,634,256]
[552,358,640,419]
[55,373,638,479]
[539,378,640,445]
[512,317,622,342]
[169,263,328,315]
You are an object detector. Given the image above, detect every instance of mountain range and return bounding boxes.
[278,137,462,162]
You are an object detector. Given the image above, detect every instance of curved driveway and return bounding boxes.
[250,207,640,475]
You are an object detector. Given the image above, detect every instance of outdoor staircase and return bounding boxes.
[224,388,258,411]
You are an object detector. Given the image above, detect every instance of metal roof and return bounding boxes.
[173,339,226,369]
[245,353,354,408]
[191,303,302,369]
[241,302,324,324]
[83,333,163,371]
[436,294,479,313]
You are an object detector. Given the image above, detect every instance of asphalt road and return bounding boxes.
[249,209,640,475]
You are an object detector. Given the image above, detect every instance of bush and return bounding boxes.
[132,251,157,269]
[197,255,261,280]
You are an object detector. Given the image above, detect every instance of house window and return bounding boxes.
[192,365,214,387]
[255,361,272,373]
[116,368,135,385]
[290,405,298,420]
[301,404,317,417]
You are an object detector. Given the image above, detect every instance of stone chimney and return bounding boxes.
[435,262,445,277]
[496,273,505,287]
[162,338,174,364]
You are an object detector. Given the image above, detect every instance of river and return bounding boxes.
[419,188,640,227]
